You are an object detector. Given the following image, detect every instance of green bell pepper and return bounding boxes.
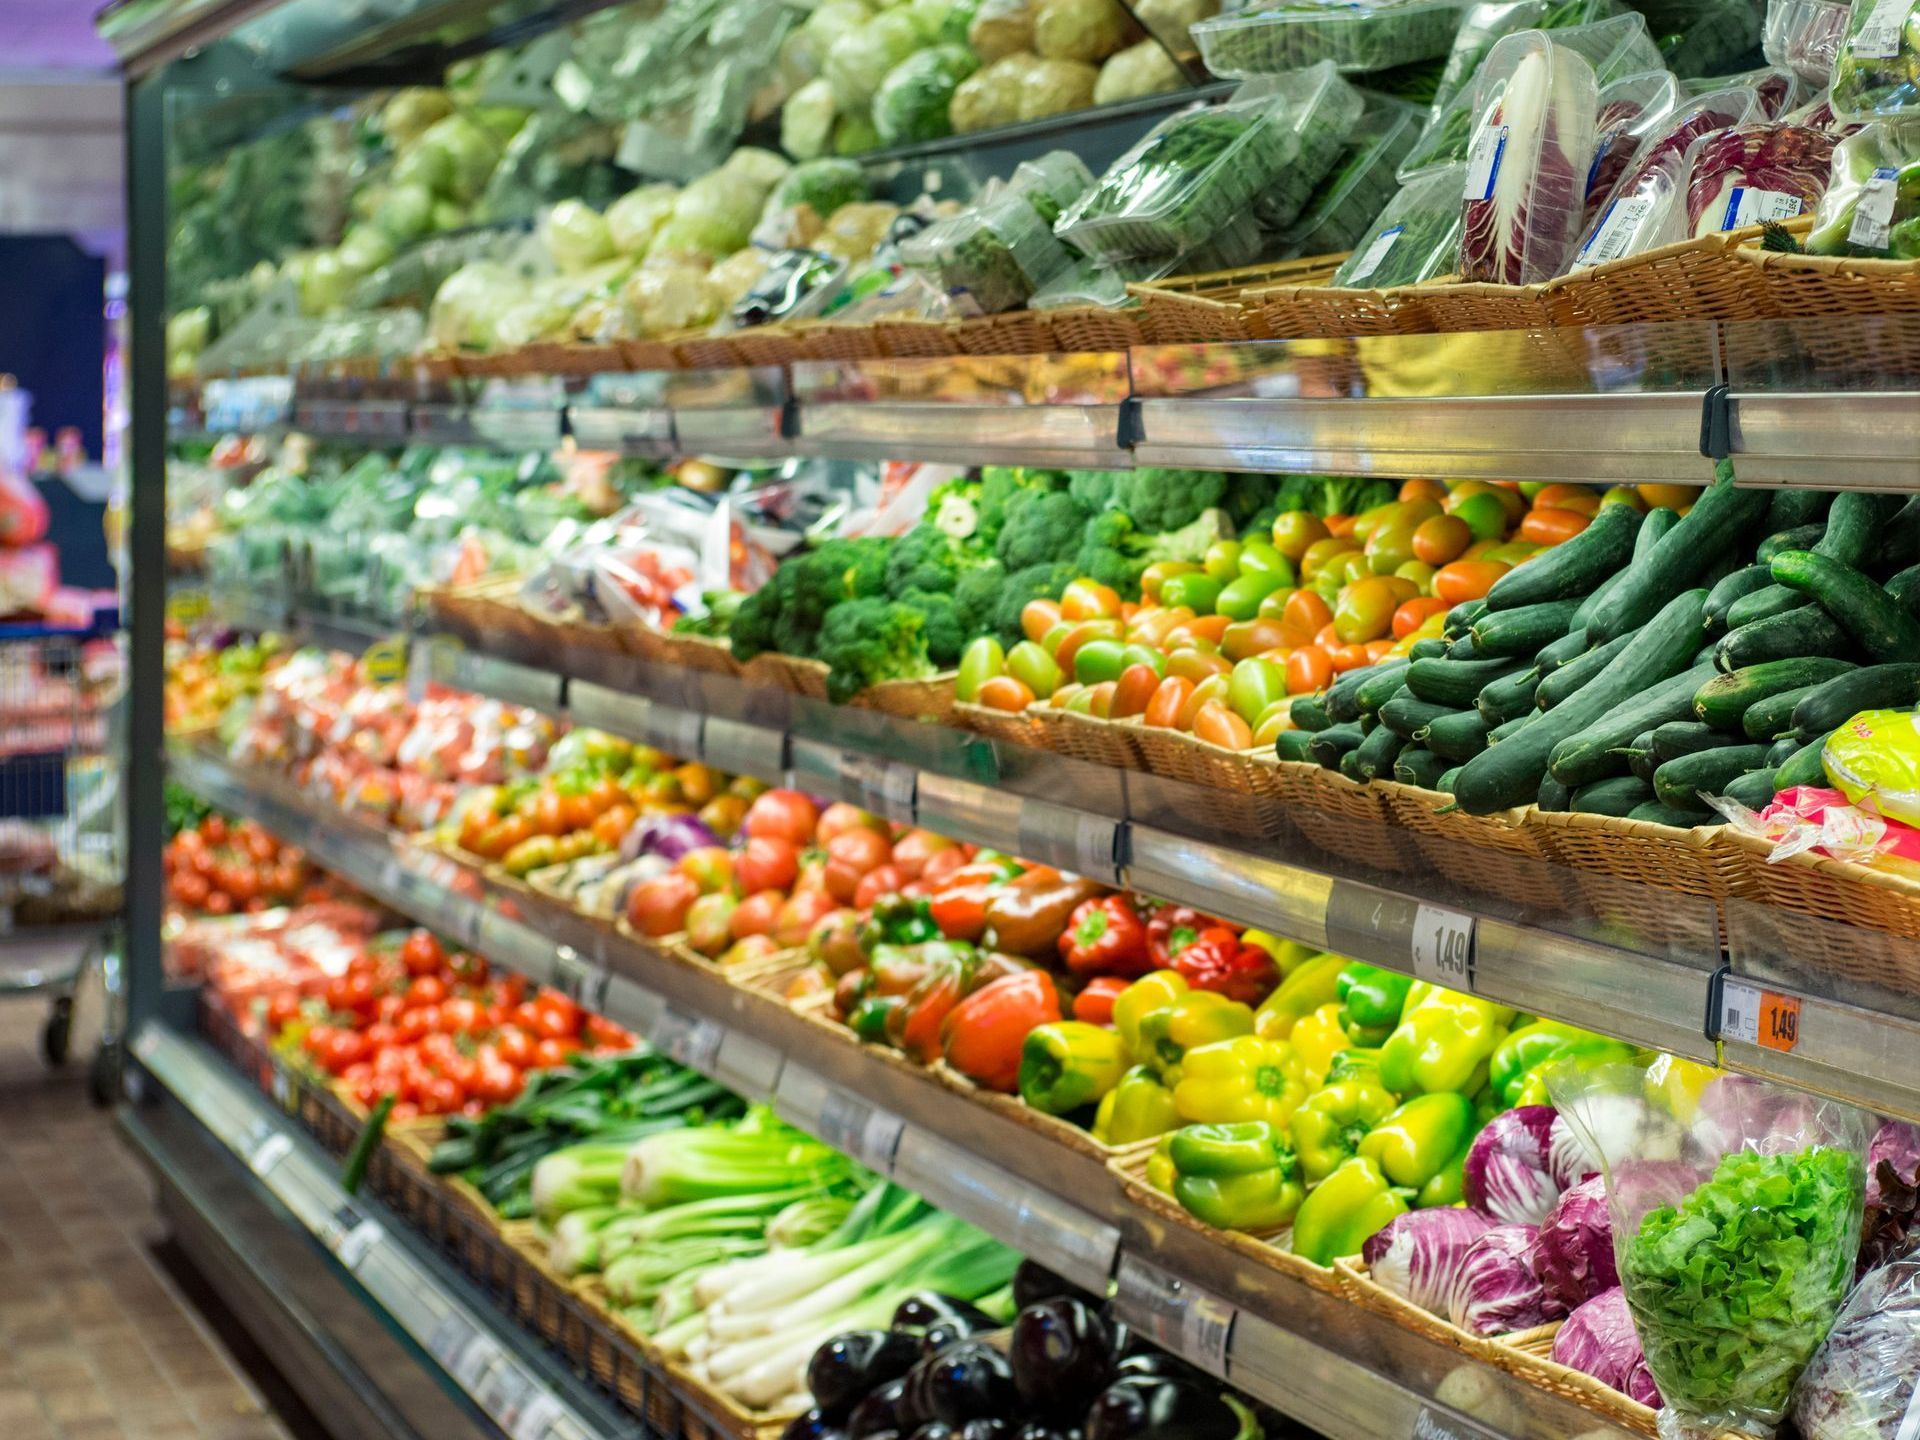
[1377,987,1514,1097]
[1356,1092,1476,1189]
[1489,1020,1637,1108]
[1018,1021,1128,1115]
[1092,1064,1180,1146]
[1336,963,1413,1047]
[1291,1155,1408,1266]
[1168,1122,1305,1232]
[1289,1073,1398,1183]
[1415,1144,1468,1208]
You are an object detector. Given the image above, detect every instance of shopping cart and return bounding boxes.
[0,616,125,1090]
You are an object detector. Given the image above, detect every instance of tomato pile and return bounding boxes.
[165,813,333,915]
[275,929,635,1119]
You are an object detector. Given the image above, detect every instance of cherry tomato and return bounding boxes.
[440,998,487,1035]
[407,974,449,1008]
[1192,700,1255,750]
[494,1026,535,1068]
[417,1075,465,1116]
[532,1037,574,1070]
[741,789,819,846]
[401,930,446,977]
[1285,646,1336,695]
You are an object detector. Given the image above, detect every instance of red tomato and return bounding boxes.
[741,789,820,846]
[494,1026,535,1068]
[532,992,582,1039]
[316,1029,367,1075]
[201,814,228,846]
[363,1023,399,1054]
[440,998,487,1035]
[263,990,300,1029]
[918,846,969,887]
[675,846,736,895]
[774,889,840,947]
[472,1060,523,1106]
[373,994,405,1025]
[407,974,449,1008]
[401,930,445,977]
[584,1015,632,1050]
[349,1075,385,1109]
[323,972,376,1017]
[852,864,907,911]
[396,1007,436,1044]
[204,891,234,916]
[417,1075,464,1115]
[888,829,955,881]
[532,1037,574,1069]
[626,873,701,937]
[730,890,786,939]
[734,836,801,897]
[814,802,885,844]
[822,828,890,902]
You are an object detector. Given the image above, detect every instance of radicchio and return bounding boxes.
[1446,1223,1568,1336]
[1362,1208,1495,1317]
[1464,1105,1562,1225]
[1867,1119,1920,1208]
[622,811,720,862]
[1582,72,1680,231]
[1790,1247,1920,1439]
[1547,1109,1602,1189]
[1460,37,1600,283]
[1683,122,1836,237]
[1571,85,1760,264]
[1551,1287,1662,1407]
[1532,1174,1617,1308]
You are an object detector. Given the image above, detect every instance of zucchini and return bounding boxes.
[1469,599,1583,658]
[1406,655,1530,707]
[1408,636,1452,661]
[1535,629,1593,675]
[1477,668,1541,726]
[1790,663,1920,742]
[1274,728,1317,762]
[1571,775,1654,816]
[1290,693,1333,732]
[1455,589,1710,813]
[1380,693,1458,740]
[1547,662,1720,787]
[1537,774,1572,811]
[1627,800,1726,826]
[1534,634,1631,711]
[1627,728,1659,782]
[1722,768,1780,810]
[1585,473,1769,643]
[1326,662,1395,724]
[1653,745,1771,809]
[1392,746,1451,789]
[1756,523,1827,563]
[1725,584,1806,629]
[1693,658,1859,731]
[1774,732,1832,790]
[1704,564,1773,631]
[1772,550,1920,662]
[1436,766,1462,793]
[1766,734,1803,767]
[1574,506,1680,630]
[1649,719,1741,764]
[1716,603,1855,671]
[1351,724,1405,782]
[1484,503,1639,610]
[1420,710,1493,762]
[1446,634,1483,660]
[1307,722,1367,770]
[1741,682,1827,741]
[1443,599,1489,640]
[1763,488,1832,531]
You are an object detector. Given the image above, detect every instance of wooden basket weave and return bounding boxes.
[952,700,1049,751]
[1377,783,1571,912]
[1490,1326,1659,1438]
[1132,728,1290,839]
[1045,709,1149,772]
[1261,762,1419,873]
[848,671,960,725]
[1332,1257,1518,1363]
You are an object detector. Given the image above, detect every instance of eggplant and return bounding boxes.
[1084,1378,1257,1440]
[920,1316,988,1357]
[960,1422,1014,1440]
[811,1330,925,1419]
[894,1294,995,1331]
[781,1413,848,1440]
[1012,1260,1098,1311]
[925,1340,1018,1425]
[848,1378,911,1438]
[1112,1353,1205,1386]
[908,1427,956,1440]
[1010,1298,1116,1419]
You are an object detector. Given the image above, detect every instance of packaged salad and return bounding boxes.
[1763,0,1854,79]
[1831,0,1920,117]
[1278,92,1428,251]
[1683,120,1837,234]
[1332,161,1470,285]
[1682,63,1807,115]
[1804,117,1920,252]
[1582,71,1682,229]
[900,194,1081,313]
[1191,0,1470,78]
[1055,66,1364,260]
[1459,32,1602,282]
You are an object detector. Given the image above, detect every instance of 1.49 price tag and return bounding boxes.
[1410,904,1474,991]
[1720,979,1801,1053]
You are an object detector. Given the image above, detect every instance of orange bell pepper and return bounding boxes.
[941,971,1062,1092]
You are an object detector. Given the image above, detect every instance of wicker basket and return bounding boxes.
[872,318,964,358]
[1047,710,1149,772]
[1531,810,1740,952]
[848,671,960,725]
[927,1060,1129,1160]
[1332,1257,1519,1363]
[1378,783,1572,912]
[1044,305,1147,354]
[791,322,887,362]
[739,651,832,699]
[1715,831,1920,996]
[668,1360,796,1440]
[1247,282,1431,340]
[1490,1326,1660,1438]
[955,310,1056,357]
[1739,246,1920,319]
[1132,728,1289,839]
[1261,762,1419,874]
[729,329,804,369]
[1550,226,1765,327]
[1132,253,1346,343]
[421,574,529,652]
[952,700,1050,751]
[673,334,749,372]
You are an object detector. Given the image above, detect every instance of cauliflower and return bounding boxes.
[968,0,1035,60]
[1018,57,1098,119]
[1135,0,1217,50]
[951,53,1032,131]
[1094,38,1183,103]
[618,261,722,336]
[873,45,980,145]
[824,11,927,109]
[605,184,680,256]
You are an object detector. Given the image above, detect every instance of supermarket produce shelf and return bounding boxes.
[123,1021,644,1440]
[167,741,1653,1440]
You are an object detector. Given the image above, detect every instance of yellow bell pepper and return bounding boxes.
[1647,1053,1720,1122]
[1254,952,1348,1040]
[1137,991,1255,1086]
[1092,1064,1181,1146]
[1242,931,1319,976]
[1289,1002,1352,1087]
[1173,1035,1307,1128]
[1114,969,1188,1056]
[1145,1134,1176,1194]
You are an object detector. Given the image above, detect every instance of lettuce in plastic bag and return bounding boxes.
[541,200,616,272]
[874,44,980,144]
[825,10,928,109]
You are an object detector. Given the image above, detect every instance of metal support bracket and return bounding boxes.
[1699,383,1732,460]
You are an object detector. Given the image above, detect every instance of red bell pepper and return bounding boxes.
[1146,904,1210,966]
[928,881,994,942]
[887,944,982,1063]
[1058,895,1151,977]
[941,970,1061,1092]
[1071,976,1129,1027]
[1171,928,1281,1006]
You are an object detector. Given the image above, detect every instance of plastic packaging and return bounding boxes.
[1682,63,1807,116]
[1332,162,1470,284]
[726,248,847,327]
[901,193,1082,313]
[1763,0,1854,79]
[1279,92,1428,252]
[1823,707,1920,824]
[1191,0,1469,78]
[1832,0,1920,117]
[1582,71,1682,231]
[1458,33,1602,282]
[1791,1248,1920,1440]
[1657,0,1766,77]
[1682,121,1837,235]
[1571,83,1761,265]
[1426,0,1559,124]
[1804,118,1920,252]
[1055,66,1365,260]
[1548,1059,1872,1440]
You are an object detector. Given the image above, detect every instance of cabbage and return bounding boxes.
[783,78,840,159]
[413,114,503,202]
[1683,121,1836,237]
[1790,1249,1920,1439]
[1446,1224,1567,1336]
[1531,1174,1616,1309]
[874,45,980,144]
[1017,57,1098,119]
[951,54,1031,130]
[804,0,876,55]
[336,224,396,275]
[298,251,352,315]
[381,88,453,147]
[372,182,436,244]
[428,261,518,349]
[772,157,870,216]
[834,112,883,154]
[1095,39,1184,103]
[824,11,927,109]
[1464,1105,1562,1225]
[656,172,769,260]
[1547,1110,1602,1191]
[723,147,794,194]
[1034,0,1133,61]
[494,293,578,348]
[541,200,616,273]
[969,0,1035,60]
[1551,1288,1661,1407]
[1362,1208,1496,1317]
[913,0,980,44]
[606,184,681,256]
[619,260,721,335]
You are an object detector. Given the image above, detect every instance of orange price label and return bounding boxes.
[1721,979,1801,1053]
[1757,991,1801,1053]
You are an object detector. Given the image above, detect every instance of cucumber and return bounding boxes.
[1694,658,1859,731]
[1627,728,1659,782]
[1290,693,1334,732]
[1406,655,1531,707]
[1469,599,1584,658]
[1701,550,1747,590]
[1489,714,1533,743]
[1773,550,1920,662]
[1392,746,1451,789]
[1649,719,1741,763]
[1408,637,1452,661]
[1725,585,1806,629]
[1455,589,1710,813]
[1585,472,1769,643]
[1627,800,1725,827]
[1354,661,1414,717]
[1443,599,1489,640]
[1537,774,1572,811]
[1756,523,1827,563]
[1692,639,1722,666]
[1704,564,1773,631]
[1420,710,1493,762]
[1653,745,1770,809]
[1741,682,1828,741]
[1436,766,1462,793]
[1326,662,1393,723]
[1535,629,1592,675]
[1764,488,1832,531]
[1774,731,1832,790]
[1351,723,1405,782]
[1380,693,1458,740]
[1790,663,1920,742]
[1722,768,1780,810]
[1571,775,1654,816]
[1877,497,1920,572]
[1574,506,1680,629]
[1534,634,1632,711]
[1307,722,1367,770]
[1729,493,1902,628]
[1886,564,1920,614]
[1716,603,1855,671]
[1477,667,1541,726]
[1765,734,1803,767]
[1484,503,1639,610]
[1547,662,1720,787]
[1339,748,1368,782]
[1446,634,1483,660]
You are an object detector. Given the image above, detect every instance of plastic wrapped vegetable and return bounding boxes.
[1096,38,1187,101]
[1764,0,1853,79]
[1804,118,1920,253]
[1192,0,1469,78]
[970,0,1037,58]
[1791,1248,1920,1439]
[1582,71,1682,229]
[1361,1208,1496,1316]
[618,260,723,336]
[1550,1288,1661,1407]
[874,44,980,144]
[781,78,840,159]
[1018,57,1100,117]
[1831,0,1920,117]
[1035,0,1136,60]
[540,200,616,272]
[824,10,927,109]
[1459,33,1602,282]
[1279,93,1426,252]
[902,190,1078,312]
[1331,162,1470,285]
[1683,121,1836,234]
[1685,62,1807,115]
[606,184,680,256]
[951,52,1032,129]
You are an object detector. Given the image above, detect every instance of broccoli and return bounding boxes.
[731,536,893,661]
[995,488,1093,571]
[815,598,935,703]
[978,465,1068,543]
[727,570,790,660]
[1074,508,1235,598]
[1221,474,1281,531]
[955,561,1007,643]
[925,474,987,544]
[1066,469,1127,512]
[1108,468,1228,533]
[885,522,991,597]
[899,587,965,666]
[990,561,1079,647]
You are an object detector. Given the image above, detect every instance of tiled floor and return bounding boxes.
[0,999,311,1440]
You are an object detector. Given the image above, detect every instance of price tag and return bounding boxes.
[511,1391,568,1440]
[1719,186,1803,231]
[334,1215,385,1272]
[817,1091,905,1173]
[1410,904,1474,991]
[1854,0,1909,57]
[1576,194,1655,267]
[646,707,704,762]
[552,948,609,1012]
[1114,1255,1234,1374]
[1464,123,1508,202]
[1345,225,1403,284]
[249,1131,293,1177]
[428,1311,478,1368]
[1720,978,1800,1053]
[269,1065,297,1112]
[363,637,408,687]
[477,1362,531,1420]
[451,1334,499,1391]
[651,1006,724,1072]
[1850,167,1901,250]
[1182,1293,1237,1373]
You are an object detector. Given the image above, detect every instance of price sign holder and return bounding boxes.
[248,1129,294,1177]
[703,718,787,781]
[1410,903,1475,991]
[1017,802,1122,885]
[774,1068,903,1174]
[650,1006,724,1072]
[1715,973,1802,1054]
[551,948,610,1013]
[714,1030,784,1102]
[326,1202,384,1272]
[510,1391,568,1440]
[1113,1254,1235,1375]
[1009,1191,1121,1295]
[843,752,916,824]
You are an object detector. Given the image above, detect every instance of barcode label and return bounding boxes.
[1577,194,1655,267]
[1410,904,1474,991]
[651,1007,723,1072]
[1181,1293,1236,1371]
[817,1092,904,1173]
[1345,225,1403,284]
[1465,123,1509,202]
[1853,0,1910,57]
[1720,978,1761,1044]
[335,1218,384,1272]
[1850,167,1901,250]
[451,1334,498,1390]
[1720,187,1803,231]
[248,1131,293,1176]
